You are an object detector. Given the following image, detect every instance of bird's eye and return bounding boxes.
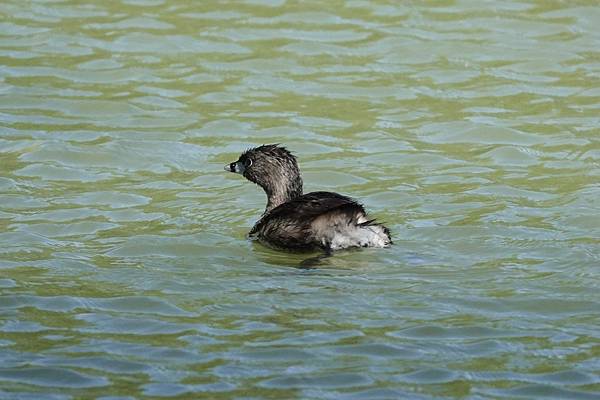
[245,159,252,168]
[230,162,236,171]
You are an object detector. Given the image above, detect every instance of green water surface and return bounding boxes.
[1,0,599,399]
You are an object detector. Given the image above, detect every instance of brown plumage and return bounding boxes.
[225,144,391,252]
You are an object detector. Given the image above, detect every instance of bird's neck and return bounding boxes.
[263,176,303,213]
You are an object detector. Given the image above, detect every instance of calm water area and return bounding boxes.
[1,0,599,398]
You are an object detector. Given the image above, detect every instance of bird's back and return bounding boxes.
[250,191,391,251]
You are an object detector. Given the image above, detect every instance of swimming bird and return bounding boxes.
[225,144,391,253]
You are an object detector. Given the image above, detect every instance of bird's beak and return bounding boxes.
[224,161,242,174]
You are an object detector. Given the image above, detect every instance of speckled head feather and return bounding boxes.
[226,144,303,213]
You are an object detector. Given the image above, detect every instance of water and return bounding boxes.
[1,0,599,398]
